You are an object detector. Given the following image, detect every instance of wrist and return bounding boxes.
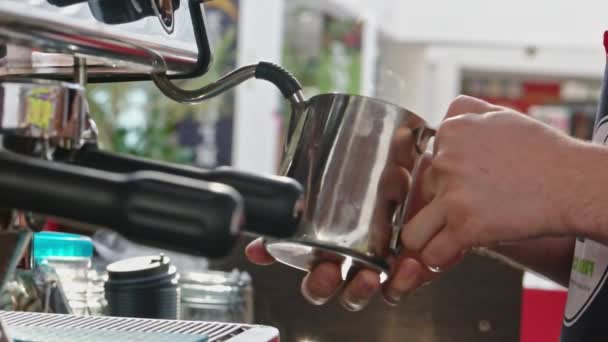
[561,141,608,239]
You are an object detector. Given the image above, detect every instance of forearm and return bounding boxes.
[475,143,608,287]
[480,237,575,287]
[565,143,608,246]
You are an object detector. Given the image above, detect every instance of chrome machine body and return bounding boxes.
[0,0,210,79]
[0,80,91,152]
[0,1,295,341]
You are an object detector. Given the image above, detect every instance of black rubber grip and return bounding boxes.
[71,145,303,239]
[255,62,303,99]
[0,151,242,258]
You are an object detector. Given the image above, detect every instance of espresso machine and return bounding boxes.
[0,0,305,340]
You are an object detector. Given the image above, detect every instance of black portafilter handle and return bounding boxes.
[46,0,88,6]
[70,144,303,239]
[0,150,243,258]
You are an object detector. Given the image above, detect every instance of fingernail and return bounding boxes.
[340,297,366,312]
[301,274,329,306]
[427,265,443,273]
[386,292,410,307]
[384,289,402,306]
[384,263,417,305]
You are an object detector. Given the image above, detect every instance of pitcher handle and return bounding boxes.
[390,126,440,271]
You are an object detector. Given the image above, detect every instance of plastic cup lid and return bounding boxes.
[107,255,171,281]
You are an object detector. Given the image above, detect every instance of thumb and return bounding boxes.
[245,238,276,265]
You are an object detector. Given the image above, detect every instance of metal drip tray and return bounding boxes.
[0,311,278,342]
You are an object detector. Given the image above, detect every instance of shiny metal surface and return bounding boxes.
[0,0,204,78]
[152,65,258,104]
[0,80,87,149]
[0,230,32,294]
[180,270,254,324]
[152,0,176,34]
[0,310,280,342]
[0,317,9,342]
[152,65,307,118]
[285,90,306,149]
[266,94,434,277]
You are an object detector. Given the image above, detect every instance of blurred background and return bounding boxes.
[85,0,608,341]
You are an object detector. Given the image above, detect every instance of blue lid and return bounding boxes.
[33,232,93,265]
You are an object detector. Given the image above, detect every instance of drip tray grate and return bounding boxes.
[0,311,278,342]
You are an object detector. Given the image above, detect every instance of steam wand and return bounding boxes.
[151,61,306,155]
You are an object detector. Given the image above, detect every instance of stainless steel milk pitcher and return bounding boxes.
[269,93,435,277]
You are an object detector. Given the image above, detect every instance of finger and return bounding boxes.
[340,270,381,311]
[383,257,437,305]
[419,160,436,204]
[378,165,410,204]
[370,165,410,256]
[419,228,466,269]
[401,198,446,253]
[445,95,505,119]
[245,238,276,265]
[399,153,435,235]
[389,126,416,169]
[301,262,342,305]
[409,153,436,211]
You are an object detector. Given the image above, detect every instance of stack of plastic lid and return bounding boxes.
[32,232,96,315]
[32,232,93,266]
[105,255,180,320]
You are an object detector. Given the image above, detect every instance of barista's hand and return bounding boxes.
[402,95,583,270]
[246,95,584,310]
[245,238,438,309]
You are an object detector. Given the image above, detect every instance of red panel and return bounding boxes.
[520,289,568,342]
[522,82,561,98]
[477,97,535,113]
[472,80,562,114]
